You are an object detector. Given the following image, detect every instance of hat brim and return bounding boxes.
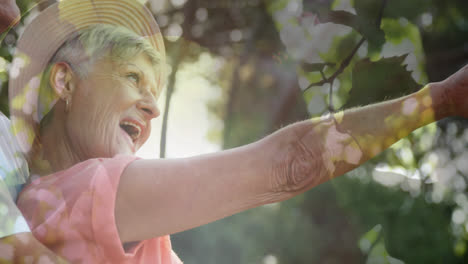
[8,0,165,155]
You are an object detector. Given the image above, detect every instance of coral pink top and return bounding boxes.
[17,155,182,263]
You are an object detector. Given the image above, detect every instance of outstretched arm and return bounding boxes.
[115,65,465,243]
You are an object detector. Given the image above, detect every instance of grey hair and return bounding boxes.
[49,24,163,78]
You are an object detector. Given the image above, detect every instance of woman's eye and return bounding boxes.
[126,72,140,83]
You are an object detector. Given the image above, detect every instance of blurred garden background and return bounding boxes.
[2,0,468,263]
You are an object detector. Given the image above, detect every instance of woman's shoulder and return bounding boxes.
[62,154,138,176]
[45,154,137,178]
[20,155,139,199]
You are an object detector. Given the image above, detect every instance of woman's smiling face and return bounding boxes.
[65,53,161,159]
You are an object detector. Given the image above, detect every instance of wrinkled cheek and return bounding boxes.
[101,119,133,157]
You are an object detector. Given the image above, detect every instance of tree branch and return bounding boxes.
[303,0,388,107]
[377,0,388,28]
[329,77,335,112]
[159,41,184,158]
[159,1,197,158]
[303,36,365,92]
[319,69,335,111]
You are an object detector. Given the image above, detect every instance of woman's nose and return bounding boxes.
[137,95,160,119]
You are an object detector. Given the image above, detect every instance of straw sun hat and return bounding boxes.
[8,0,165,155]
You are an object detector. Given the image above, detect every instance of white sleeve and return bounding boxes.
[0,113,30,237]
[0,178,30,237]
[0,113,29,201]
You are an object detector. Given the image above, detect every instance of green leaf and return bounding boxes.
[359,224,383,253]
[327,10,358,28]
[454,240,467,257]
[383,0,429,22]
[0,46,12,61]
[354,0,382,20]
[353,0,386,50]
[319,31,360,63]
[326,10,385,50]
[0,82,8,116]
[344,55,420,109]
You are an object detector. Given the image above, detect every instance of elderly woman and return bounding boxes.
[6,0,468,263]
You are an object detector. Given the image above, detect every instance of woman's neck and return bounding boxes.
[30,109,82,176]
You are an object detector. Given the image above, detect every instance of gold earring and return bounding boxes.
[65,98,71,112]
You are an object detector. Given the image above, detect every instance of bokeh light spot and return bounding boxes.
[230,29,243,42]
[196,8,208,22]
[263,254,278,264]
[170,0,187,7]
[452,209,466,224]
[166,23,183,42]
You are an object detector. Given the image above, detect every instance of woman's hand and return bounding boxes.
[434,64,468,119]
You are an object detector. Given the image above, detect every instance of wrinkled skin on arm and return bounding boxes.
[116,64,466,243]
[267,124,329,194]
[266,65,455,198]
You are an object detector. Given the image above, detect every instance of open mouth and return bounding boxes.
[120,121,141,142]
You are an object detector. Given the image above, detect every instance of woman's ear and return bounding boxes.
[49,62,75,99]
